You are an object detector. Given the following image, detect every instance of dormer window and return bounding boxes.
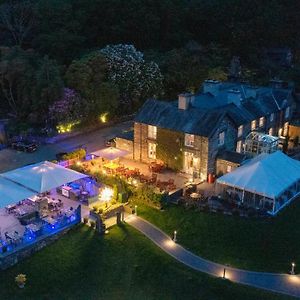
[259,117,265,127]
[238,125,243,137]
[185,134,194,147]
[218,131,225,146]
[251,120,256,131]
[148,125,157,139]
[285,107,290,119]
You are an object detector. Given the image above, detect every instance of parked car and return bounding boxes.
[56,152,68,161]
[11,141,38,153]
[106,137,116,147]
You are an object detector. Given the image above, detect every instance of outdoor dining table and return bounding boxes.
[103,162,119,170]
[43,216,56,226]
[190,192,201,200]
[26,223,40,233]
[15,206,33,216]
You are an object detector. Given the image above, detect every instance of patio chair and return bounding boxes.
[168,178,174,185]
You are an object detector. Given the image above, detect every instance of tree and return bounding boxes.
[0,47,63,124]
[65,52,119,118]
[34,56,63,116]
[48,88,86,126]
[0,0,35,46]
[100,44,163,109]
[0,47,35,118]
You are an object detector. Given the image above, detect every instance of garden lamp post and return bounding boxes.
[291,262,296,275]
[222,267,226,279]
[173,230,177,242]
[135,205,137,216]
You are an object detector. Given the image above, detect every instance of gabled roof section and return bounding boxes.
[134,99,226,137]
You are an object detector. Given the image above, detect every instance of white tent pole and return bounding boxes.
[242,189,245,203]
[272,197,276,214]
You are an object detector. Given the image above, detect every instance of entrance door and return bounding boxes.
[184,152,200,176]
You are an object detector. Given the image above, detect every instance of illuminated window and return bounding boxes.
[259,117,265,127]
[269,128,273,136]
[236,140,242,153]
[148,142,156,159]
[251,120,256,130]
[238,125,243,137]
[185,134,194,147]
[283,122,289,137]
[218,131,225,146]
[270,113,275,122]
[285,107,290,119]
[226,165,232,173]
[148,125,157,139]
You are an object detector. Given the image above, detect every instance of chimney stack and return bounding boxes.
[203,79,221,96]
[227,89,242,106]
[178,93,193,110]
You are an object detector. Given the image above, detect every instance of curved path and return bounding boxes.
[125,215,300,299]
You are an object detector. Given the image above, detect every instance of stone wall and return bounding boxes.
[0,225,77,270]
[0,207,81,270]
[133,122,149,162]
[115,137,133,159]
[216,159,240,177]
[208,116,236,175]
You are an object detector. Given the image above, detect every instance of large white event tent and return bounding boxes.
[91,147,129,161]
[0,176,36,208]
[217,151,300,215]
[1,161,87,194]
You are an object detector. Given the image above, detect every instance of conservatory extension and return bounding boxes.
[243,131,279,157]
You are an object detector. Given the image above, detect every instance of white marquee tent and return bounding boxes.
[0,176,36,208]
[91,147,129,161]
[217,151,300,215]
[1,161,87,194]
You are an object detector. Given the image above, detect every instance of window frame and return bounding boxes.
[251,120,256,131]
[237,125,243,137]
[218,131,225,146]
[148,142,156,159]
[259,117,265,127]
[148,125,157,140]
[184,133,195,147]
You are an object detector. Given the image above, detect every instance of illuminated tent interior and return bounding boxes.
[90,147,129,161]
[217,151,300,215]
[0,176,36,208]
[1,161,87,194]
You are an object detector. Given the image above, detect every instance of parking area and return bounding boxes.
[0,121,133,172]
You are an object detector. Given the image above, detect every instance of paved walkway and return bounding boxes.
[126,215,300,299]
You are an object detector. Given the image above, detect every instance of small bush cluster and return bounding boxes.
[62,148,86,161]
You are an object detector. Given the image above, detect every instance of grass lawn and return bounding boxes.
[133,198,300,273]
[0,224,292,300]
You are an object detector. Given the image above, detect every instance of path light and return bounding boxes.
[135,205,137,216]
[291,262,296,275]
[222,267,226,279]
[173,230,177,242]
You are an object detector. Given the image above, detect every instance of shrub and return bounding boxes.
[90,221,96,229]
[61,148,86,161]
[15,274,26,287]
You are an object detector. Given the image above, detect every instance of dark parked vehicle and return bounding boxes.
[106,137,116,147]
[11,141,38,153]
[56,152,68,161]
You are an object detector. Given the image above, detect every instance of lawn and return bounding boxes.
[133,198,300,273]
[0,224,291,300]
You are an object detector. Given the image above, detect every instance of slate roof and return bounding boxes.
[116,130,134,141]
[134,99,226,137]
[217,150,247,164]
[135,81,294,136]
